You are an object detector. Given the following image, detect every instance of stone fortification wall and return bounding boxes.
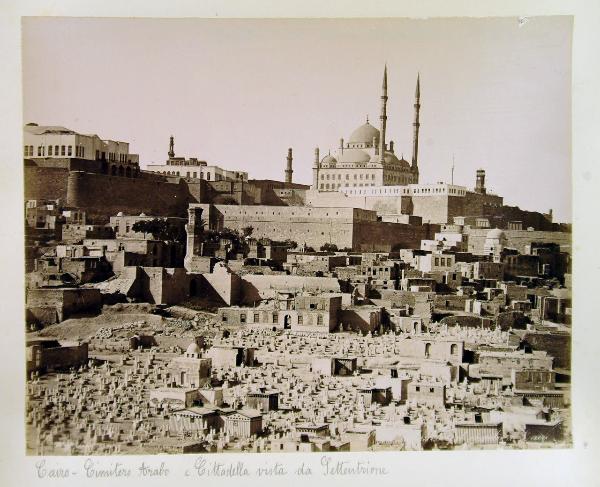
[352,221,434,251]
[67,171,197,222]
[465,228,572,255]
[196,203,430,251]
[25,166,69,201]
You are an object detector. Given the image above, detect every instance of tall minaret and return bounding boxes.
[312,147,320,189]
[379,65,388,163]
[411,74,421,180]
[285,148,293,184]
[168,135,175,159]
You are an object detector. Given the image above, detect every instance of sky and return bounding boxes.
[22,16,572,222]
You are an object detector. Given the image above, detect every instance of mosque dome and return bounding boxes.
[338,148,371,164]
[186,342,201,356]
[321,154,337,164]
[348,122,380,144]
[398,156,412,169]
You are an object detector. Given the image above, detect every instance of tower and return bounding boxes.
[412,74,421,180]
[285,148,293,184]
[475,169,486,194]
[184,206,205,272]
[312,147,320,189]
[168,135,175,159]
[379,65,388,163]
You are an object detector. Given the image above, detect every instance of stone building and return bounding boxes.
[292,294,343,333]
[222,409,263,438]
[26,338,88,375]
[407,381,446,407]
[194,203,431,252]
[169,342,212,388]
[246,390,279,412]
[147,135,248,182]
[26,287,102,326]
[24,123,139,168]
[455,421,502,446]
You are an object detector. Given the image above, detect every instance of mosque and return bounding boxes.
[312,66,420,191]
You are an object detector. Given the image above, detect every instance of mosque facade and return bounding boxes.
[311,67,420,191]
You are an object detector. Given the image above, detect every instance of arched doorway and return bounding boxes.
[284,315,291,330]
[111,165,117,176]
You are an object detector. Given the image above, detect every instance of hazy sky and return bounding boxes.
[22,16,572,221]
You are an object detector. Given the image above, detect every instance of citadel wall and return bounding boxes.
[66,171,198,222]
[465,228,572,255]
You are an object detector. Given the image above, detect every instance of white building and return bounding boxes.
[146,136,248,182]
[23,123,139,164]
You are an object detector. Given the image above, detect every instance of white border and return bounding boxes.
[1,1,599,486]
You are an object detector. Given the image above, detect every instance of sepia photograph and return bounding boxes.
[20,15,575,458]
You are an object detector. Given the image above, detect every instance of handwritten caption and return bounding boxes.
[34,456,389,480]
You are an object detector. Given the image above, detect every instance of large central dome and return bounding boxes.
[348,121,380,144]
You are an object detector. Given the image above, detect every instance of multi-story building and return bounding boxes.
[146,136,248,182]
[24,123,139,170]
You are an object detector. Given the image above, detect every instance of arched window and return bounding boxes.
[425,343,431,358]
[450,344,458,355]
[118,166,125,177]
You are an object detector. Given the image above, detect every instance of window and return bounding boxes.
[429,388,434,393]
[37,146,42,156]
[48,145,53,156]
[240,314,246,323]
[298,315,303,324]
[253,313,259,322]
[61,145,66,156]
[317,315,323,326]
[272,313,278,323]
[193,172,197,178]
[415,386,420,392]
[222,315,228,322]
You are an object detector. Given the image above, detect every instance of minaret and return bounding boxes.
[411,74,421,180]
[312,147,320,189]
[379,65,388,163]
[285,148,293,184]
[168,135,175,159]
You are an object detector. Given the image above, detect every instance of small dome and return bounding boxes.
[186,342,201,356]
[140,212,147,217]
[321,154,337,164]
[116,211,124,216]
[348,122,380,145]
